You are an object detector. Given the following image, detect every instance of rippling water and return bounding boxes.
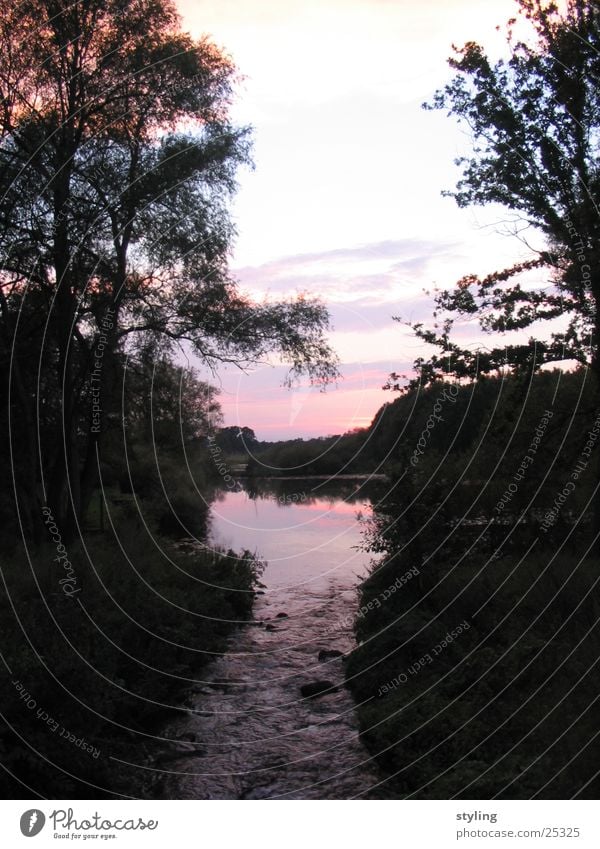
[159,480,385,799]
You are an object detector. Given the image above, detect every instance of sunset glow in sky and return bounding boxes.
[178,0,537,439]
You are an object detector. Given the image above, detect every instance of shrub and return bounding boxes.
[0,518,262,798]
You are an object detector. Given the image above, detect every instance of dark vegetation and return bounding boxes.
[1,331,267,799]
[236,369,558,481]
[345,0,600,799]
[102,347,222,540]
[222,365,600,798]
[0,0,336,545]
[1,525,261,799]
[0,0,335,799]
[402,0,600,393]
[2,0,600,803]
[244,429,371,477]
[346,368,600,798]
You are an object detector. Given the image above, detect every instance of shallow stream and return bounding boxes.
[160,479,385,799]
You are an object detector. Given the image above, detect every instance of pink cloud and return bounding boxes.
[216,361,412,440]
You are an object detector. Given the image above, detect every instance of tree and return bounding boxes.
[0,0,338,541]
[214,426,258,456]
[106,347,222,536]
[120,347,222,449]
[399,0,600,392]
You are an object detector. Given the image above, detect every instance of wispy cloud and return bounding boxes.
[234,238,462,307]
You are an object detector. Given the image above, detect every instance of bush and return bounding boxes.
[0,519,262,798]
[346,547,600,798]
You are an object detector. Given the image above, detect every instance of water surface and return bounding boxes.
[160,479,384,799]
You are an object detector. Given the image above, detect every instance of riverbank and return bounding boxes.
[0,518,262,799]
[157,482,383,798]
[345,545,600,798]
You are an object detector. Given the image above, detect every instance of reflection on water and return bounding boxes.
[159,479,385,799]
[209,479,377,591]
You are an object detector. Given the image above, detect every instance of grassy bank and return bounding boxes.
[0,517,261,799]
[346,545,600,798]
[345,369,600,798]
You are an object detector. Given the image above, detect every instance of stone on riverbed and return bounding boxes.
[318,649,344,661]
[300,680,338,699]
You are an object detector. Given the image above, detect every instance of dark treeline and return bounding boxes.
[233,367,585,487]
[344,0,600,800]
[229,366,598,538]
[0,0,336,545]
[346,367,600,798]
[2,0,600,804]
[243,430,370,477]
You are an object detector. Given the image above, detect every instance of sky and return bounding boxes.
[176,0,538,440]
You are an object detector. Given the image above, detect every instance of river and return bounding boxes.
[158,478,386,799]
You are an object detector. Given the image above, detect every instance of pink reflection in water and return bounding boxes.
[209,489,373,591]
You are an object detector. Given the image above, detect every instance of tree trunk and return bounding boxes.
[79,303,120,524]
[0,289,43,544]
[46,169,80,541]
[590,294,600,556]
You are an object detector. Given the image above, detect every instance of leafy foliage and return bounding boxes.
[347,550,600,798]
[400,0,600,391]
[0,0,338,541]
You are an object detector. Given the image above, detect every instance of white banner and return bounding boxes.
[0,800,597,849]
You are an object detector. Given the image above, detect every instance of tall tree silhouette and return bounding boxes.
[399,0,599,391]
[0,0,337,540]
